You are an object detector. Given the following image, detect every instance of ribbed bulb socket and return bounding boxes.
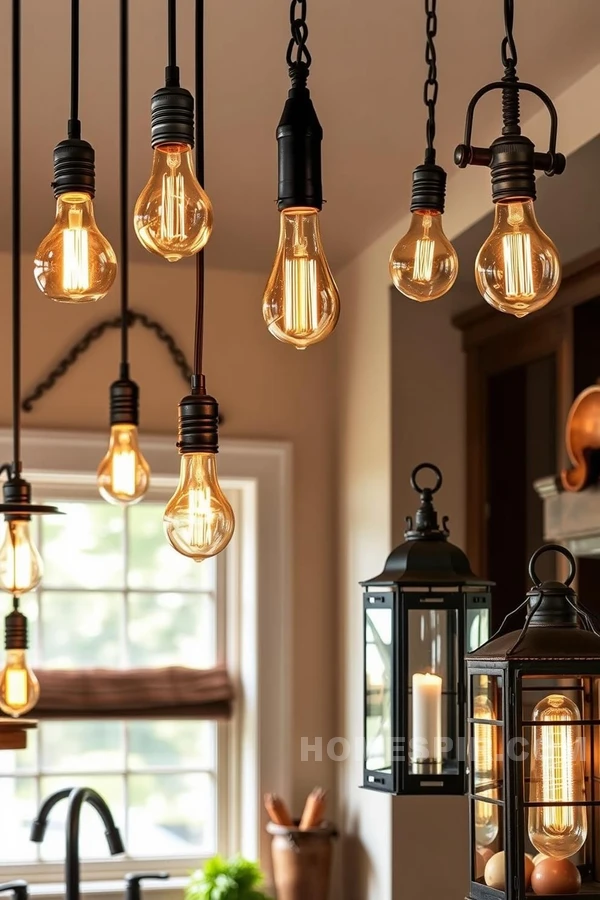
[52,139,96,199]
[176,392,219,455]
[150,83,195,149]
[5,607,28,651]
[410,163,447,214]
[489,134,536,203]
[109,379,140,427]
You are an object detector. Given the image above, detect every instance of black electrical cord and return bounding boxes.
[68,0,81,139]
[423,0,439,165]
[11,0,21,475]
[120,0,129,381]
[168,0,177,69]
[501,0,518,75]
[192,0,205,392]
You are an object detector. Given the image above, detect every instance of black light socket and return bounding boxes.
[410,163,447,214]
[2,476,31,510]
[489,134,537,203]
[52,138,96,199]
[109,379,139,427]
[5,608,28,651]
[277,65,323,211]
[150,86,194,149]
[176,393,219,455]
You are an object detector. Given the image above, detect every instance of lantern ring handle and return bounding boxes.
[528,543,576,588]
[411,463,442,495]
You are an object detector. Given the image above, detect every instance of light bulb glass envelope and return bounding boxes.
[134,143,213,262]
[473,692,499,847]
[475,199,560,317]
[164,453,235,561]
[528,693,587,859]
[97,424,150,506]
[0,648,40,717]
[263,208,340,349]
[0,519,43,596]
[34,192,117,304]
[389,210,458,301]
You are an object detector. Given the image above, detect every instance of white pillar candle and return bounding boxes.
[412,672,442,763]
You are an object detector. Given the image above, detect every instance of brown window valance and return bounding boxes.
[29,665,234,720]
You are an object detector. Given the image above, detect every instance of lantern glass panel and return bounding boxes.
[471,797,504,883]
[408,608,458,772]
[521,674,593,872]
[471,673,503,853]
[467,607,490,653]
[365,605,393,774]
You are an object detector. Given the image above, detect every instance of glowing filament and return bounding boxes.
[5,667,27,708]
[161,154,186,243]
[412,216,435,283]
[189,486,214,549]
[111,448,137,498]
[62,207,90,292]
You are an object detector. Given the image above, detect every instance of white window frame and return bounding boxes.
[0,429,292,895]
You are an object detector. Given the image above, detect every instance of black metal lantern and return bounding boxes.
[362,463,493,796]
[467,543,600,900]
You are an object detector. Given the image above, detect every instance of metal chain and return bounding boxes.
[501,0,518,76]
[22,311,193,413]
[424,0,439,162]
[286,0,311,70]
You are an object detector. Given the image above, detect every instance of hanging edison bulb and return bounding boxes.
[473,692,499,847]
[475,199,560,317]
[134,143,212,262]
[528,694,587,859]
[263,208,339,349]
[0,605,39,718]
[0,518,42,597]
[34,191,117,304]
[164,452,234,561]
[390,209,458,302]
[97,425,150,506]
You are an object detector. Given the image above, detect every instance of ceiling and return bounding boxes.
[0,0,598,274]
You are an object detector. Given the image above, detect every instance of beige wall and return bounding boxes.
[0,255,338,812]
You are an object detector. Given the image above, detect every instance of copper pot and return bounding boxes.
[267,821,337,900]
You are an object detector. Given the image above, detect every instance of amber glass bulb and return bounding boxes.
[389,210,458,301]
[0,520,43,596]
[97,424,150,506]
[475,199,561,317]
[164,453,235,561]
[34,192,117,304]
[473,694,499,847]
[528,694,587,859]
[262,208,340,349]
[134,143,213,262]
[0,648,40,718]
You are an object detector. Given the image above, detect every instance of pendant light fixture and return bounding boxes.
[389,0,458,302]
[455,0,565,318]
[163,0,235,562]
[0,0,62,718]
[262,0,340,350]
[134,0,213,262]
[97,0,150,507]
[33,0,117,304]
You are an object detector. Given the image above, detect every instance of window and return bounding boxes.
[0,431,292,885]
[0,493,232,875]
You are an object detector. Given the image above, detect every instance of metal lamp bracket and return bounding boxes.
[455,81,566,178]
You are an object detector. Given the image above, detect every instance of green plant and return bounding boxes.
[186,855,272,900]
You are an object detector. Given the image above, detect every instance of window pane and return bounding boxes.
[0,731,38,774]
[128,592,215,668]
[0,777,37,861]
[127,772,215,857]
[128,721,216,770]
[39,775,125,861]
[127,505,216,591]
[41,722,124,773]
[40,591,124,668]
[41,503,124,589]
